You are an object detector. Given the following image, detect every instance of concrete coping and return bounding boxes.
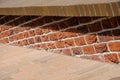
[0,0,120,16]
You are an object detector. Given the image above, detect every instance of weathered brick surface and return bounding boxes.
[0,16,119,64]
[85,34,97,44]
[55,40,65,48]
[94,43,108,53]
[64,39,75,47]
[71,47,83,55]
[108,42,120,51]
[83,46,95,54]
[74,37,85,46]
[98,31,113,42]
[104,53,119,63]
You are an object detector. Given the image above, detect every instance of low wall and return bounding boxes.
[0,15,120,63]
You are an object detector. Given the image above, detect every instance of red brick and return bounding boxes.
[1,30,12,37]
[98,31,113,42]
[62,48,72,55]
[83,46,95,54]
[56,32,68,39]
[55,40,65,48]
[74,37,86,46]
[104,53,119,63]
[11,35,18,41]
[112,29,120,40]
[108,42,120,51]
[35,28,42,35]
[94,43,108,53]
[0,38,9,43]
[0,25,9,31]
[88,22,102,32]
[76,25,89,35]
[50,24,59,31]
[42,26,51,33]
[17,33,24,39]
[22,40,29,46]
[65,28,77,37]
[29,30,35,36]
[41,35,49,42]
[23,32,29,38]
[109,17,118,28]
[35,36,41,43]
[64,39,75,47]
[85,34,97,44]
[48,33,58,41]
[47,43,56,49]
[28,38,35,44]
[71,47,83,55]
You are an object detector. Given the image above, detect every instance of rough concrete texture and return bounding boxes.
[0,44,120,80]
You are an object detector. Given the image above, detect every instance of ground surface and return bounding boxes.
[0,44,120,80]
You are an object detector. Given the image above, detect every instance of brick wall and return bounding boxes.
[0,15,120,63]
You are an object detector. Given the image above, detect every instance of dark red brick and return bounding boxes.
[102,17,118,29]
[65,28,77,37]
[98,31,113,42]
[50,24,59,31]
[78,17,91,23]
[76,25,89,35]
[112,29,120,40]
[88,22,102,32]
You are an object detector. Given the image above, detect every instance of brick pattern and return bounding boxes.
[0,16,120,64]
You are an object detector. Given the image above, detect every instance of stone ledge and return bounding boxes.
[0,0,119,16]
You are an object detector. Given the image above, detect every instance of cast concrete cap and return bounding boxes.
[0,43,120,80]
[0,0,119,16]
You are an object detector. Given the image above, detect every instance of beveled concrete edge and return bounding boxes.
[0,1,120,16]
